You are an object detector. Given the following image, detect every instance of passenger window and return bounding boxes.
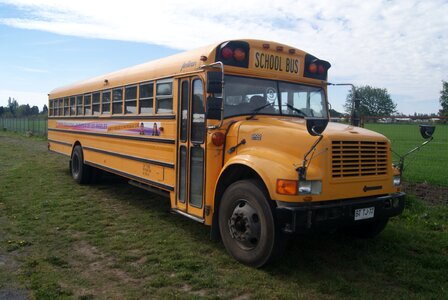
[139,82,153,114]
[64,98,70,116]
[156,81,173,113]
[69,97,75,115]
[102,90,111,114]
[125,85,137,114]
[76,95,83,115]
[112,88,123,114]
[49,100,54,116]
[84,94,91,115]
[58,99,63,116]
[92,92,100,115]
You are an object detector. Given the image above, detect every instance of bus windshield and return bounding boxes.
[223,75,328,119]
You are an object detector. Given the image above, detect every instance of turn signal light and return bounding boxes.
[211,132,225,146]
[276,179,298,195]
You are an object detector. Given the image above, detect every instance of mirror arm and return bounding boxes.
[297,134,324,180]
[394,136,434,174]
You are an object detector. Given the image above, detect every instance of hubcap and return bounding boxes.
[228,200,261,250]
[72,154,80,176]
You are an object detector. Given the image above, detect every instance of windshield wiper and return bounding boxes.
[285,103,306,117]
[246,101,275,120]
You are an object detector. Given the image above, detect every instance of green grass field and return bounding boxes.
[365,123,448,186]
[1,131,447,299]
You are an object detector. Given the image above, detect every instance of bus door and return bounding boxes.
[176,77,206,220]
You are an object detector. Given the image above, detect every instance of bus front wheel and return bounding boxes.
[70,145,92,184]
[219,179,282,268]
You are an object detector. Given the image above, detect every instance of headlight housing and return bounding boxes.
[298,180,322,195]
[393,175,401,187]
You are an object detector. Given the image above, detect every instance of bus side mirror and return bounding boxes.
[306,118,328,136]
[419,124,435,139]
[206,96,223,120]
[207,71,223,94]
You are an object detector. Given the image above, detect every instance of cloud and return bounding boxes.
[0,0,447,113]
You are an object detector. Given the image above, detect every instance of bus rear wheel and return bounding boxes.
[71,145,92,184]
[219,179,283,268]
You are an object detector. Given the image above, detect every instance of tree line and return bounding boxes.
[342,80,448,118]
[0,97,48,118]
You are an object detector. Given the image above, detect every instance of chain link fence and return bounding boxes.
[1,117,48,137]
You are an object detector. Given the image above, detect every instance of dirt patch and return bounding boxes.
[403,182,448,205]
[0,288,29,300]
[69,240,142,298]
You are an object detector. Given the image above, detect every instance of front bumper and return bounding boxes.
[276,192,405,233]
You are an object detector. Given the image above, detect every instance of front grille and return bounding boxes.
[331,141,388,178]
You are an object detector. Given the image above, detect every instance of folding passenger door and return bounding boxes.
[176,77,206,220]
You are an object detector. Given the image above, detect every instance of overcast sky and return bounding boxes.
[0,0,447,114]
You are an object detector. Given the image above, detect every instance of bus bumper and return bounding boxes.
[275,192,406,234]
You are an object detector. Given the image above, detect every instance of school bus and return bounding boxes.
[48,39,405,267]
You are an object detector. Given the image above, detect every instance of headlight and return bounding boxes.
[393,175,401,187]
[298,180,322,195]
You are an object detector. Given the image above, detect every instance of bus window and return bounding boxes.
[70,96,75,115]
[92,92,100,115]
[139,82,153,114]
[76,95,83,115]
[64,98,70,116]
[84,94,91,115]
[156,81,173,114]
[191,79,205,143]
[58,99,63,116]
[49,100,54,116]
[125,85,137,114]
[102,90,111,114]
[112,88,123,114]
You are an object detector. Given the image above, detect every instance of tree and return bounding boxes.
[344,85,397,117]
[42,104,48,115]
[30,105,39,115]
[7,97,19,116]
[439,80,448,117]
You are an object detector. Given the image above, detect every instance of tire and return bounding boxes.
[218,179,284,267]
[344,218,389,239]
[70,145,92,184]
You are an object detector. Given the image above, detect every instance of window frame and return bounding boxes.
[155,79,173,114]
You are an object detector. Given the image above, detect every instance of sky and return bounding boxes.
[0,0,447,115]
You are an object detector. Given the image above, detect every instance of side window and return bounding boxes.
[84,94,92,115]
[76,95,83,115]
[101,90,111,114]
[112,88,123,114]
[139,82,153,114]
[191,79,205,143]
[92,92,100,115]
[49,100,54,116]
[64,98,69,116]
[58,99,63,116]
[156,80,173,114]
[125,85,137,114]
[69,96,75,115]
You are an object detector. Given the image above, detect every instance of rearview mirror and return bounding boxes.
[206,96,223,120]
[207,71,223,94]
[419,125,435,139]
[306,118,328,136]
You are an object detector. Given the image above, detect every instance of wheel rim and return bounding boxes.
[72,153,80,176]
[228,199,261,250]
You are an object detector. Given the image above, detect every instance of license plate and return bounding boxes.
[354,207,375,221]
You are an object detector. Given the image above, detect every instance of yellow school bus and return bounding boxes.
[48,39,405,267]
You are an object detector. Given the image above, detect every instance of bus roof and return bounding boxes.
[49,39,312,99]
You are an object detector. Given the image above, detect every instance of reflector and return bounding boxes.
[212,132,225,146]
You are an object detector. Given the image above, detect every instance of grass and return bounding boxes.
[365,123,448,186]
[1,131,447,299]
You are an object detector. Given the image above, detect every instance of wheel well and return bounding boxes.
[71,141,82,158]
[210,164,270,241]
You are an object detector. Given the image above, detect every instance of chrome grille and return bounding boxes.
[331,141,388,178]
